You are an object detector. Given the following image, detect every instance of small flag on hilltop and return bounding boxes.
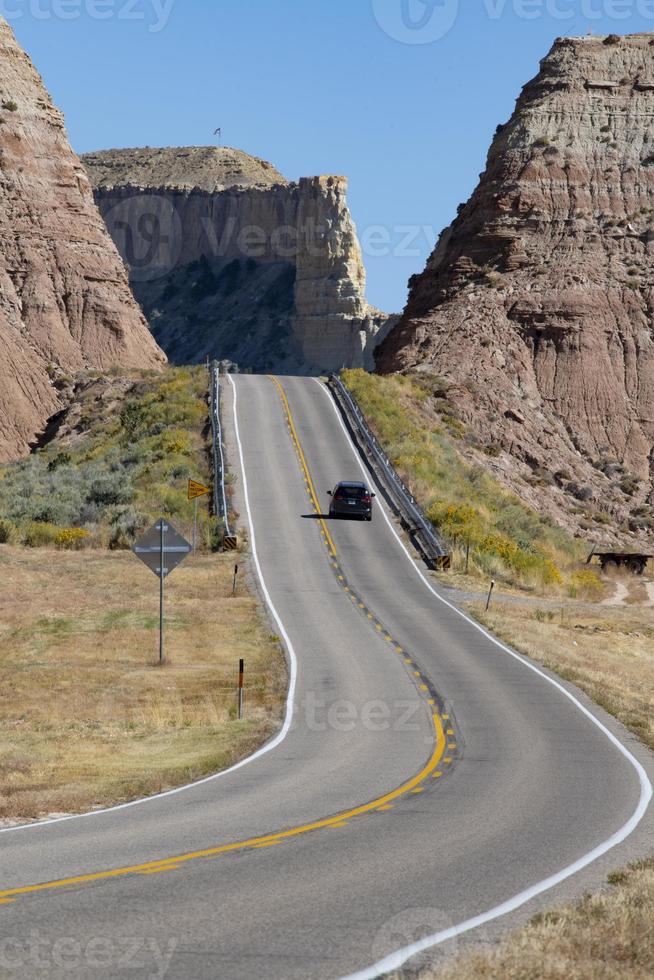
[214,127,222,145]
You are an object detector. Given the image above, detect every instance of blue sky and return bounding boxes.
[9,1,654,312]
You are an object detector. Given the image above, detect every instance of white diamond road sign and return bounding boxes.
[132,519,191,579]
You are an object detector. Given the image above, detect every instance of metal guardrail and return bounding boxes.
[328,374,450,570]
[210,365,232,537]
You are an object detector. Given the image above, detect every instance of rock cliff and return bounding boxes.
[0,19,164,463]
[377,33,654,541]
[83,148,395,373]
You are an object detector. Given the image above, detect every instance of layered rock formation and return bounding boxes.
[377,33,654,539]
[83,148,394,372]
[0,19,164,463]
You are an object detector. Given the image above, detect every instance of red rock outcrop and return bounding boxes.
[377,33,654,540]
[0,18,165,463]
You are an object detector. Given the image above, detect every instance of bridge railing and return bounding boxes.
[328,374,450,570]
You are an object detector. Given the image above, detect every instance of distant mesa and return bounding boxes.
[83,148,397,374]
[83,145,288,193]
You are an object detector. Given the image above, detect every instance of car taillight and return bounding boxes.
[334,493,344,500]
[362,495,371,504]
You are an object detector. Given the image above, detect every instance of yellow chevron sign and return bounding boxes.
[188,480,211,501]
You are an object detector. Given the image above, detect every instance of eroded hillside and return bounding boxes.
[378,33,654,546]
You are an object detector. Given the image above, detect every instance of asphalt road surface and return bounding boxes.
[0,375,651,980]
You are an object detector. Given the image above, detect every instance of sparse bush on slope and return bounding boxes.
[0,367,214,549]
[342,370,595,594]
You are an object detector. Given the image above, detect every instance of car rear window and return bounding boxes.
[338,486,367,499]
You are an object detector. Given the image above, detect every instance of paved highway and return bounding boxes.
[0,375,651,979]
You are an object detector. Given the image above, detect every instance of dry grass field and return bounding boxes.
[415,857,654,980]
[471,596,653,751]
[0,545,286,821]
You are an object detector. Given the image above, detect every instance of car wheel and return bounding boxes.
[366,515,372,522]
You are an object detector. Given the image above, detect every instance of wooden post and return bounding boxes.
[238,658,244,720]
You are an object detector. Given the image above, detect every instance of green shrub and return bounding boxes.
[2,99,17,112]
[22,522,61,548]
[0,519,16,544]
[88,471,132,507]
[0,366,211,550]
[48,452,71,472]
[120,401,147,440]
[620,475,639,496]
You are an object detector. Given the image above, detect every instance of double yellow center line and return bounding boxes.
[268,375,337,557]
[0,376,454,906]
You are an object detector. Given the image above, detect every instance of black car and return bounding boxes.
[327,481,375,521]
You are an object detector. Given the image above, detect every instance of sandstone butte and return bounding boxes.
[83,147,396,374]
[0,18,165,464]
[377,33,654,542]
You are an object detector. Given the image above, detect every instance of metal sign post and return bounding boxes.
[133,519,192,664]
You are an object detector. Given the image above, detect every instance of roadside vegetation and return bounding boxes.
[0,546,285,821]
[472,598,653,751]
[413,857,654,980]
[341,370,600,596]
[0,365,285,822]
[0,366,220,551]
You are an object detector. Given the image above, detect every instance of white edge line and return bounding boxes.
[313,379,653,980]
[1,376,297,837]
